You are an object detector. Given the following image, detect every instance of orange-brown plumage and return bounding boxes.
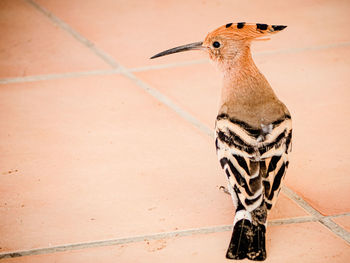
[200,23,289,128]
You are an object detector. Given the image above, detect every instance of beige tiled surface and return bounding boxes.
[0,0,110,78]
[0,75,228,251]
[1,0,350,262]
[2,222,350,263]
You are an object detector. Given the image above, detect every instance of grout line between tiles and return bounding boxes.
[0,69,120,84]
[327,212,350,218]
[17,0,349,256]
[0,226,230,260]
[0,214,347,260]
[319,218,350,243]
[0,60,208,85]
[0,216,333,260]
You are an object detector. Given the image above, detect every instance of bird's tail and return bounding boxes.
[226,214,253,260]
[226,205,267,261]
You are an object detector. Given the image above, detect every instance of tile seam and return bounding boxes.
[328,212,350,218]
[23,0,350,250]
[0,216,325,260]
[0,69,120,84]
[1,215,347,260]
[319,218,350,243]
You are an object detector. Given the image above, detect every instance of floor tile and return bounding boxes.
[0,0,110,78]
[136,46,350,216]
[35,0,350,68]
[0,73,309,253]
[2,222,349,263]
[0,74,226,252]
[332,216,350,232]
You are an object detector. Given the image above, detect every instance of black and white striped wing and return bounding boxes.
[259,117,292,210]
[215,114,292,212]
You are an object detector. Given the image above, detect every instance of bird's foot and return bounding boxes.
[219,185,231,195]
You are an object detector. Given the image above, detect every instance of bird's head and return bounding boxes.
[151,22,287,68]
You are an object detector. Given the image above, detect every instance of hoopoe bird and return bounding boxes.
[151,22,291,261]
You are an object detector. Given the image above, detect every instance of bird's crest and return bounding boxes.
[205,22,287,42]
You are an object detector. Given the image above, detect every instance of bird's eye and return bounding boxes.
[212,41,221,48]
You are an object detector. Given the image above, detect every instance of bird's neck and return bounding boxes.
[219,45,277,113]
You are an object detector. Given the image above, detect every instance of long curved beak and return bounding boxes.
[150,41,204,59]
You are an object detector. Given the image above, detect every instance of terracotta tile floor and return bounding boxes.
[0,0,349,262]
